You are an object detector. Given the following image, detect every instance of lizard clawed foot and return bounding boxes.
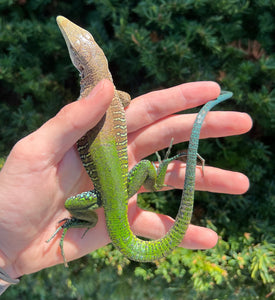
[46,217,93,267]
[154,138,205,181]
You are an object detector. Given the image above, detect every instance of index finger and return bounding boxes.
[126,81,221,133]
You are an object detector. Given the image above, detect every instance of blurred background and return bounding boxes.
[0,0,274,299]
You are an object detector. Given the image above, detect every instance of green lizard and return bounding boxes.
[48,16,233,266]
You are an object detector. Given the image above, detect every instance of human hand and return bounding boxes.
[0,79,251,279]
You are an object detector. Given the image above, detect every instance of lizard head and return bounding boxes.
[56,16,105,76]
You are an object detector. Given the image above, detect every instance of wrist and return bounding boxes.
[0,267,20,295]
[0,252,21,283]
[0,267,20,283]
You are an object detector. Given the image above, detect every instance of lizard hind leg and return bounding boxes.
[60,217,97,267]
[127,139,189,197]
[154,138,205,190]
[47,189,101,266]
[157,138,205,170]
[153,138,188,190]
[47,216,97,267]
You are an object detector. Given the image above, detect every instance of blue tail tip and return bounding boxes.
[218,90,233,101]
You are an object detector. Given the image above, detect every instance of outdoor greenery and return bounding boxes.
[0,0,274,299]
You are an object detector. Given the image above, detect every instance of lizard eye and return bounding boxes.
[78,65,85,78]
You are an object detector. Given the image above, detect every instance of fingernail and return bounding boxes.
[85,79,106,99]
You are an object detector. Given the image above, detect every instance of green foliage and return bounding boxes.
[1,0,275,299]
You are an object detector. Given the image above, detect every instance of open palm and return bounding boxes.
[0,80,251,279]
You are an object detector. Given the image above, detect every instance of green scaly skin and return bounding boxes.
[48,16,233,266]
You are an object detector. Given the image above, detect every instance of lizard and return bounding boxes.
[47,16,233,266]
